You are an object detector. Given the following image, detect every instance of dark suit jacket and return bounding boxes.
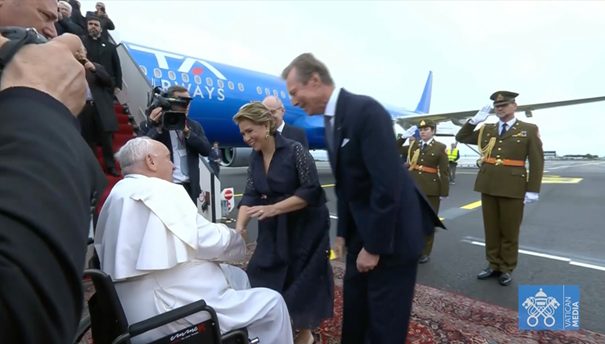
[0,88,105,343]
[140,118,211,200]
[281,123,309,149]
[329,89,442,263]
[86,62,118,132]
[81,35,122,89]
[55,17,85,36]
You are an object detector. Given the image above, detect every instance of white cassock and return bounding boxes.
[95,174,293,344]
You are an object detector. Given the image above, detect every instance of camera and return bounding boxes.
[146,86,191,131]
[0,27,47,80]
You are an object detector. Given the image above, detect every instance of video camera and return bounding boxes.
[146,86,191,131]
[0,27,47,80]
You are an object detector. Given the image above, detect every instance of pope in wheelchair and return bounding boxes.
[94,137,294,343]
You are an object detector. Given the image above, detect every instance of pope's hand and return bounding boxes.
[469,104,493,125]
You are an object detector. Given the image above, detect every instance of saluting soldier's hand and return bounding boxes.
[402,125,418,139]
[470,104,493,125]
[524,192,539,204]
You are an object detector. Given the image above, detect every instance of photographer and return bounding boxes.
[0,26,105,344]
[140,85,211,203]
[85,1,114,40]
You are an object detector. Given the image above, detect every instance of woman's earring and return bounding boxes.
[266,130,270,138]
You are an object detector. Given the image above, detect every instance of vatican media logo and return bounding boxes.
[518,285,580,331]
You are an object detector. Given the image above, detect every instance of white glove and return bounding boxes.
[524,192,539,204]
[402,125,418,139]
[469,104,493,125]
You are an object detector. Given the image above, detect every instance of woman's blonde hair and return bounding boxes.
[233,101,276,135]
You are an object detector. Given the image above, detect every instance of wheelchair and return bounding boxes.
[78,269,257,344]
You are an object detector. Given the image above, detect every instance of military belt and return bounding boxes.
[413,165,438,174]
[483,157,525,167]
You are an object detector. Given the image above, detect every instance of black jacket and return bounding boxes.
[0,87,105,343]
[81,35,122,89]
[281,123,309,149]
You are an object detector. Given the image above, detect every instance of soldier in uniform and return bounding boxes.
[456,91,544,286]
[400,120,449,263]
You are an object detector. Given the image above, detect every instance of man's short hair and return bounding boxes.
[281,53,334,86]
[166,85,189,97]
[86,15,101,23]
[115,137,155,171]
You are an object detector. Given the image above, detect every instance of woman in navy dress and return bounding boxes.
[234,102,333,344]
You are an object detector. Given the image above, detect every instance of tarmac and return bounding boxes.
[219,159,605,334]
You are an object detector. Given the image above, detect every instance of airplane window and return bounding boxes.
[168,71,176,81]
[153,68,162,78]
[280,91,286,99]
[265,88,271,96]
[181,73,189,83]
[228,81,235,90]
[256,86,262,95]
[217,79,224,89]
[139,65,147,76]
[238,83,244,92]
[273,90,279,97]
[206,77,213,87]
[194,75,201,85]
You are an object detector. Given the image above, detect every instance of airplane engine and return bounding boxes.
[222,147,253,167]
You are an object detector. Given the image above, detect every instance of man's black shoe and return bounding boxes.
[477,267,500,280]
[498,272,512,286]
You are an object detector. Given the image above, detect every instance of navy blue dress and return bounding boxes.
[240,134,334,329]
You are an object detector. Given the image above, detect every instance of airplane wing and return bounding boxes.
[394,95,605,128]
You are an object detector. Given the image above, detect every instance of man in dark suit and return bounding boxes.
[282,53,443,344]
[456,91,544,286]
[262,95,309,148]
[0,31,105,342]
[140,85,211,203]
[81,15,122,95]
[76,46,119,175]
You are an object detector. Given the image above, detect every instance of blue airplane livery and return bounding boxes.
[118,42,605,166]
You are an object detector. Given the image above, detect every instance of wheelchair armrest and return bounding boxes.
[128,299,220,339]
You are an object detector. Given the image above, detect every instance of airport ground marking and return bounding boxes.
[465,239,605,272]
[461,201,482,210]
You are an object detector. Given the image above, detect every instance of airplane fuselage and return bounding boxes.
[124,42,327,148]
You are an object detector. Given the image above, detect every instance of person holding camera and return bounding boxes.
[140,85,211,203]
[85,1,114,41]
[1,2,106,340]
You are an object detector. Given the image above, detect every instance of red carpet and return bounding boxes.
[318,260,605,344]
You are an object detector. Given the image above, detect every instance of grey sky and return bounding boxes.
[83,1,605,156]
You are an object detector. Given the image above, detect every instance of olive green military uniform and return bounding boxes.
[399,136,449,256]
[456,117,543,273]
